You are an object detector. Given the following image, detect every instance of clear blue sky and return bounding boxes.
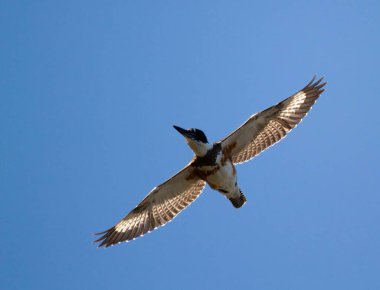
[1,1,379,289]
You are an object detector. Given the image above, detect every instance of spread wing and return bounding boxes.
[95,164,206,247]
[220,76,326,164]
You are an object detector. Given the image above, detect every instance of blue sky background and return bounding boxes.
[1,1,380,289]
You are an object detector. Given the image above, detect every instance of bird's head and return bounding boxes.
[173,125,211,157]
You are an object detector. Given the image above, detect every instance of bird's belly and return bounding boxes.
[201,162,237,196]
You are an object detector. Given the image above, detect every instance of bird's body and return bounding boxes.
[190,141,245,207]
[95,76,326,247]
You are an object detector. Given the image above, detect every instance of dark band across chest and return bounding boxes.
[191,143,222,168]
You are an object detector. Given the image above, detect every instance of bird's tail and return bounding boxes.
[229,190,247,208]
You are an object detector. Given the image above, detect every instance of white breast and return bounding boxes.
[202,156,238,198]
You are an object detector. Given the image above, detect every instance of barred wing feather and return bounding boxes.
[95,165,206,247]
[221,77,326,164]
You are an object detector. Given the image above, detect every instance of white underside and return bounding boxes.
[186,139,240,199]
[203,154,240,199]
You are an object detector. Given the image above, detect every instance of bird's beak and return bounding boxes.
[173,125,192,139]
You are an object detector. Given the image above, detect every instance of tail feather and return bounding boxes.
[229,191,247,208]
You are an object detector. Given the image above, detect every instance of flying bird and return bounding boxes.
[95,76,326,247]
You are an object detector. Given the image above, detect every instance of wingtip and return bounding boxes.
[304,75,327,92]
[97,237,111,248]
[307,75,317,86]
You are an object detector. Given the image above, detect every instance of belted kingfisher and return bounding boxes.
[95,76,326,247]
